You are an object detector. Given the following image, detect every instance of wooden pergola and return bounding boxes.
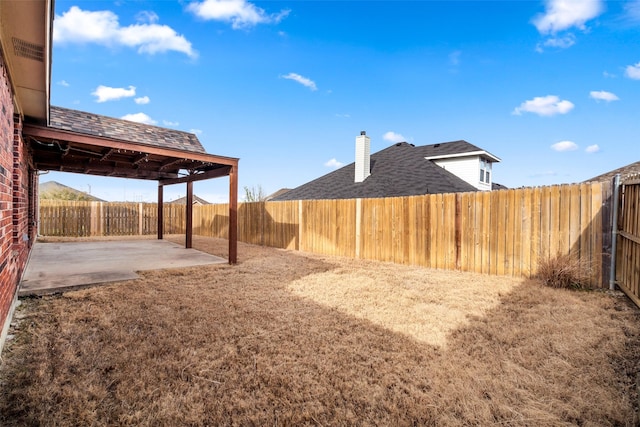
[23,106,239,263]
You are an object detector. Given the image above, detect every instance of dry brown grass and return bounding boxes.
[537,252,594,289]
[1,236,639,426]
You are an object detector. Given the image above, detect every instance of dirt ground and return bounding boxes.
[1,235,640,426]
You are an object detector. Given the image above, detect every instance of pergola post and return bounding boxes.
[157,184,164,240]
[229,165,238,264]
[186,180,193,249]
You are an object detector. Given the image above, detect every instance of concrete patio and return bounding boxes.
[19,239,227,296]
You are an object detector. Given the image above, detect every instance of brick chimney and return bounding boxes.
[355,131,370,183]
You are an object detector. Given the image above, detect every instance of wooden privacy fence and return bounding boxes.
[39,201,187,237]
[39,181,613,287]
[615,174,640,305]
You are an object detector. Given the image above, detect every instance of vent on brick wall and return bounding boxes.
[12,37,44,62]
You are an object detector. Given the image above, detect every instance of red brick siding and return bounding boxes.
[0,47,34,345]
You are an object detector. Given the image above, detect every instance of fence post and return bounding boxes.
[455,193,462,270]
[90,201,98,236]
[609,174,621,290]
[138,202,143,236]
[355,198,362,258]
[600,181,613,288]
[298,200,303,252]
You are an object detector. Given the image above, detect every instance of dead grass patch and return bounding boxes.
[537,252,594,289]
[287,265,517,348]
[1,236,639,426]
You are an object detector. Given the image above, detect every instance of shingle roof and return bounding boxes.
[266,188,292,201]
[49,106,205,153]
[169,195,211,205]
[417,140,480,157]
[492,182,509,190]
[273,141,480,201]
[586,160,640,183]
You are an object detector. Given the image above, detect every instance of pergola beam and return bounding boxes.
[158,166,232,186]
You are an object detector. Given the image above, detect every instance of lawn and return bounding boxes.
[1,236,639,426]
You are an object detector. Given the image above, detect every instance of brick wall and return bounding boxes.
[0,47,35,351]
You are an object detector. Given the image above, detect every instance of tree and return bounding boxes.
[243,185,266,202]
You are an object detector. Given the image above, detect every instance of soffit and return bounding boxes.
[0,0,52,122]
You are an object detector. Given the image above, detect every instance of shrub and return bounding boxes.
[537,252,593,289]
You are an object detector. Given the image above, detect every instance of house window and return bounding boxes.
[480,159,491,184]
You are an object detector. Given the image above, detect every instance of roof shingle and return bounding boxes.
[49,106,205,154]
[586,160,640,183]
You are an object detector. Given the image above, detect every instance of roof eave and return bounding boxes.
[424,150,501,163]
[0,0,53,122]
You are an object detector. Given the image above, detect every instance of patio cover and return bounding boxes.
[23,106,239,263]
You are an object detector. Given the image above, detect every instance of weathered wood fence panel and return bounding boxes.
[616,174,640,305]
[38,182,611,287]
[193,203,229,239]
[39,200,92,236]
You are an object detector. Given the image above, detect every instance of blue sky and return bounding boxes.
[46,0,640,202]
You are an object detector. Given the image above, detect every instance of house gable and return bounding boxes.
[421,140,500,191]
[274,142,480,201]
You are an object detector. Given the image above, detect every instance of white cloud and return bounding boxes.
[190,129,203,135]
[121,112,157,125]
[92,85,136,103]
[163,120,179,127]
[533,0,603,34]
[585,144,600,153]
[136,11,159,24]
[603,71,616,78]
[187,0,289,29]
[537,34,576,51]
[281,73,317,91]
[54,6,197,58]
[134,96,150,105]
[335,113,351,118]
[512,95,574,116]
[383,131,406,143]
[58,80,70,87]
[625,62,640,79]
[324,158,344,169]
[589,90,619,102]
[551,140,578,152]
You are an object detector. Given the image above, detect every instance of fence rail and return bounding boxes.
[39,181,612,287]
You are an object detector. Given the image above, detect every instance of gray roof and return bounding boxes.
[49,106,205,153]
[492,182,509,190]
[266,188,292,201]
[418,140,499,161]
[586,160,640,183]
[169,195,211,205]
[273,141,485,201]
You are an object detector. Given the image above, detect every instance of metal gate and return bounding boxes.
[615,174,640,307]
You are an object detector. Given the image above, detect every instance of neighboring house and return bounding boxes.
[170,195,211,205]
[39,181,105,202]
[273,132,501,201]
[492,182,509,190]
[0,1,239,354]
[265,188,291,201]
[586,160,640,183]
